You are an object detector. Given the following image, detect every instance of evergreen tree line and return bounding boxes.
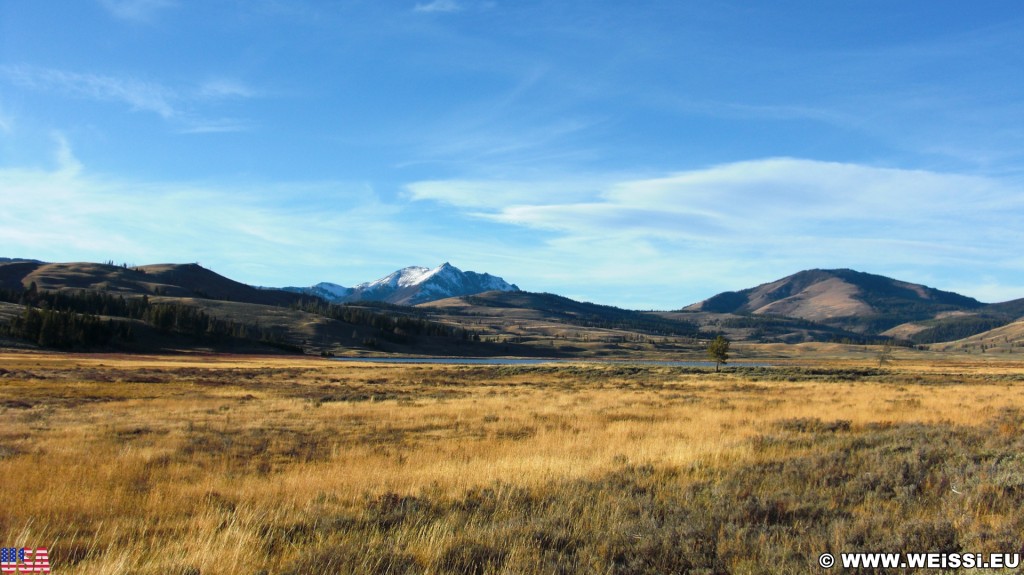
[0,286,295,350]
[721,314,884,344]
[908,316,1010,345]
[461,294,700,336]
[4,305,131,349]
[291,299,477,342]
[561,315,699,336]
[828,335,913,347]
[1,283,150,318]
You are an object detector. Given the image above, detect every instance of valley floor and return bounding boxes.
[1,350,1023,574]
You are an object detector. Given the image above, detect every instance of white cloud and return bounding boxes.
[406,158,1024,305]
[414,0,461,13]
[602,158,1013,230]
[405,178,601,209]
[417,158,1018,245]
[5,141,1023,307]
[52,132,83,177]
[0,138,413,287]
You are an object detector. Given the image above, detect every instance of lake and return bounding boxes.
[331,357,770,367]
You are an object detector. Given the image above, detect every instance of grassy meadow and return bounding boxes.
[2,351,1024,573]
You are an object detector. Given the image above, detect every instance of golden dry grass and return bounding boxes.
[2,350,1024,574]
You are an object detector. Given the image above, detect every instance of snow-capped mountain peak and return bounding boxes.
[358,263,455,290]
[358,266,430,290]
[284,263,519,305]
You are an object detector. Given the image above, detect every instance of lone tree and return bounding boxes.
[707,335,730,372]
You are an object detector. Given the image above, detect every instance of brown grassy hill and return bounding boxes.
[929,318,1024,354]
[883,298,1024,345]
[422,291,700,336]
[0,261,301,306]
[415,290,710,358]
[685,269,984,335]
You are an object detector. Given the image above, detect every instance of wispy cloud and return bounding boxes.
[408,158,1024,305]
[5,138,1023,306]
[2,65,177,118]
[176,118,253,134]
[98,0,176,22]
[417,158,1019,243]
[1,65,259,133]
[198,78,256,100]
[405,178,602,209]
[0,138,435,288]
[398,64,605,175]
[52,132,83,177]
[413,0,461,13]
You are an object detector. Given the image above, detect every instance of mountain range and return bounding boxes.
[283,263,519,306]
[2,258,1023,354]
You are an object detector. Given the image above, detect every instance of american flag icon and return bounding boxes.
[0,548,50,573]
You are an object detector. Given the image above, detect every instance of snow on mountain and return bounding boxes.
[284,263,519,306]
[304,282,355,301]
[358,266,433,291]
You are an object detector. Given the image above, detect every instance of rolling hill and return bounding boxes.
[929,315,1024,354]
[411,290,709,358]
[880,297,1024,344]
[0,261,303,306]
[684,269,986,335]
[423,290,700,336]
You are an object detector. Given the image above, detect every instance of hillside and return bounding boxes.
[929,316,1024,354]
[658,310,875,345]
[881,297,1024,345]
[685,269,985,335]
[160,297,542,357]
[0,261,303,306]
[424,291,699,335]
[414,290,708,357]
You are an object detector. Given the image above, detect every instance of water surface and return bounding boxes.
[332,357,770,367]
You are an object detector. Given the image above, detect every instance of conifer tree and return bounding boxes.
[707,335,730,372]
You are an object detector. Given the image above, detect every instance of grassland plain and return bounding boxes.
[2,351,1024,574]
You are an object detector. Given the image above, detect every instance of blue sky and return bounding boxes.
[2,1,1023,309]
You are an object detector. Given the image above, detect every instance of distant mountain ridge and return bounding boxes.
[0,257,43,264]
[0,260,303,306]
[425,290,701,337]
[4,258,1023,348]
[285,263,519,306]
